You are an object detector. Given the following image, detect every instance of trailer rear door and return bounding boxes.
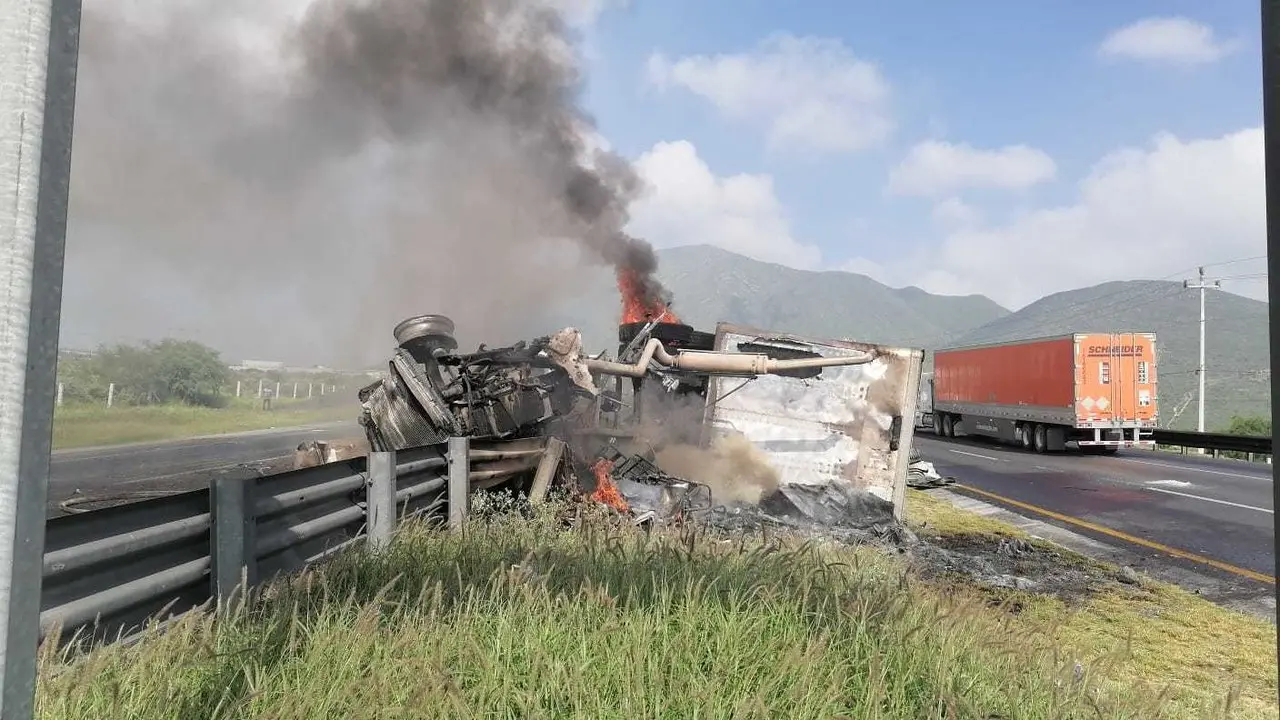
[1074,333,1158,426]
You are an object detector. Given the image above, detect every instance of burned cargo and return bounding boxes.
[358,301,925,528]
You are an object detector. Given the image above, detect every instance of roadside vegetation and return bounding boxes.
[906,490,1277,719]
[52,399,356,450]
[36,493,1276,719]
[52,340,362,449]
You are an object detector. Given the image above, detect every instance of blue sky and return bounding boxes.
[55,0,1267,362]
[570,1,1265,309]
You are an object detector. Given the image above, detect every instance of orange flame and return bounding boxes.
[589,458,630,513]
[617,268,680,326]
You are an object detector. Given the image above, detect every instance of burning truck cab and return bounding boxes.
[357,279,926,528]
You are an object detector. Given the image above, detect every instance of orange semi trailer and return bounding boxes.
[930,333,1158,453]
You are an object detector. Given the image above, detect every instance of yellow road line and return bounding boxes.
[954,484,1277,586]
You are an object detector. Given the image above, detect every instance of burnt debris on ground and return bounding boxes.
[696,487,1121,605]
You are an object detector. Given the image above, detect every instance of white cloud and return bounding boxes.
[887,141,1057,197]
[627,140,822,268]
[1098,17,1235,66]
[848,127,1264,309]
[646,34,891,154]
[931,197,982,230]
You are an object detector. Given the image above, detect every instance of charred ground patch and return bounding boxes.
[906,532,1135,607]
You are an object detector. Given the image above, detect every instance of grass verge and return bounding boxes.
[52,399,357,450]
[905,489,1278,719]
[37,496,1277,719]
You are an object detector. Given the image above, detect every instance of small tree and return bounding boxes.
[1217,415,1271,462]
[149,339,231,407]
[1224,415,1271,437]
[58,339,231,408]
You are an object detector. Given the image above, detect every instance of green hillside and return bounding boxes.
[543,246,1268,430]
[545,244,1011,352]
[951,281,1270,431]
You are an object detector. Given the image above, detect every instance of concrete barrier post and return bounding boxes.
[447,436,470,530]
[211,476,258,606]
[366,451,397,550]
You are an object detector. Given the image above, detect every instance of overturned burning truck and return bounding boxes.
[357,287,926,528]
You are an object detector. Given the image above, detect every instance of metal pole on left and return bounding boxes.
[0,0,82,717]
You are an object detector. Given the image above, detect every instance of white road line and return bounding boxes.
[948,449,1002,462]
[1146,487,1274,514]
[1145,479,1193,488]
[1120,457,1272,481]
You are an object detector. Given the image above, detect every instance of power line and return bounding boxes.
[956,257,1264,350]
[1214,272,1268,281]
[1203,254,1267,269]
[975,285,1188,345]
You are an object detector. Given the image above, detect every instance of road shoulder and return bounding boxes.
[922,487,1277,622]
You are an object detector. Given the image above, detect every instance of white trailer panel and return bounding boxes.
[701,323,925,521]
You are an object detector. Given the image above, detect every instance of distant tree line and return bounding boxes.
[57,340,231,408]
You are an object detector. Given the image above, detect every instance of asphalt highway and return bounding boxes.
[47,421,362,516]
[914,433,1276,593]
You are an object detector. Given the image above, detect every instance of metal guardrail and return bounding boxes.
[1151,429,1272,455]
[40,436,561,647]
[915,413,1272,457]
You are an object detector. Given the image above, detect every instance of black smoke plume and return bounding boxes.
[64,0,665,365]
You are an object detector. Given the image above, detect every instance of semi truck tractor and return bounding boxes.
[929,333,1158,453]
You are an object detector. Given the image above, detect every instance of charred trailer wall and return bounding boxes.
[700,323,925,523]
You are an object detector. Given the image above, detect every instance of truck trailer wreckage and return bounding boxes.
[357,307,929,528]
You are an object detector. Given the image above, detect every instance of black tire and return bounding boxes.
[942,414,955,438]
[933,413,944,436]
[1019,425,1034,450]
[618,322,695,345]
[1033,424,1048,454]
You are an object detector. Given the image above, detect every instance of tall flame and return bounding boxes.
[590,458,630,513]
[617,268,680,326]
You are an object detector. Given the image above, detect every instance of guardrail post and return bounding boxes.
[366,451,396,550]
[210,477,257,606]
[448,436,470,531]
[529,438,566,505]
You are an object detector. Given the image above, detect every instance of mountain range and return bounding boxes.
[549,244,1269,432]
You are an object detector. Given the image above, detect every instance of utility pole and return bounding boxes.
[1184,267,1222,435]
[0,0,83,716]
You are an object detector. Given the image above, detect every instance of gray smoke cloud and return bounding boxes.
[62,0,662,366]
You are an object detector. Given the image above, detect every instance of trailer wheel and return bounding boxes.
[1018,424,1033,450]
[942,414,956,438]
[933,413,944,436]
[1033,424,1048,454]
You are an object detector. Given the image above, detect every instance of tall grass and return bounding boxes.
[38,502,1183,720]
